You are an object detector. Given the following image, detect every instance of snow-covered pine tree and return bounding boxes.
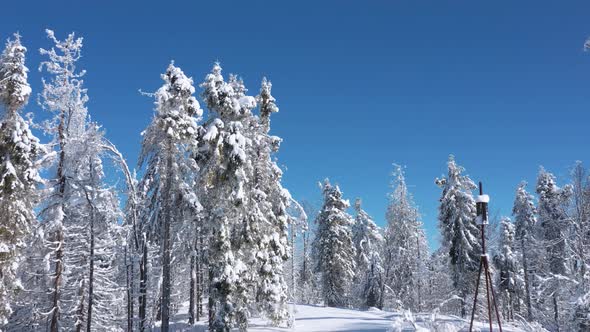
[138,62,203,331]
[351,198,383,308]
[570,162,589,284]
[570,162,590,330]
[535,167,574,331]
[61,123,125,331]
[297,200,319,305]
[493,217,521,321]
[424,248,454,314]
[435,155,481,318]
[0,32,43,327]
[198,63,255,331]
[382,165,429,312]
[34,30,89,332]
[312,180,356,308]
[10,30,127,332]
[512,181,537,321]
[285,201,307,307]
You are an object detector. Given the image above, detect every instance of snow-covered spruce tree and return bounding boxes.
[312,180,356,308]
[137,62,202,331]
[435,155,481,318]
[382,165,429,312]
[535,167,574,331]
[493,217,522,321]
[248,78,294,326]
[198,63,255,331]
[0,32,42,327]
[512,181,537,321]
[198,66,298,330]
[351,198,383,308]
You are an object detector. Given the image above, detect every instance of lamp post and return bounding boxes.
[469,182,502,332]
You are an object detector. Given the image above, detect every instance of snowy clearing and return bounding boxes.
[163,304,538,332]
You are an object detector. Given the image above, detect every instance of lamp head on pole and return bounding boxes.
[476,181,490,225]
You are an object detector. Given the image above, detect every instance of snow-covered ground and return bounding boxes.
[164,304,542,331]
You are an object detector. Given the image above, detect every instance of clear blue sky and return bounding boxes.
[2,1,589,248]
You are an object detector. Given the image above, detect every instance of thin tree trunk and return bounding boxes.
[378,268,388,310]
[189,237,196,325]
[160,146,174,332]
[553,292,560,332]
[460,291,466,318]
[378,248,392,310]
[86,208,94,332]
[49,111,67,332]
[75,279,86,332]
[79,182,95,332]
[126,247,134,332]
[155,289,162,322]
[290,223,296,302]
[416,235,422,312]
[208,268,215,331]
[197,227,203,319]
[86,191,95,332]
[50,228,64,332]
[521,237,533,321]
[139,240,148,332]
[301,230,307,303]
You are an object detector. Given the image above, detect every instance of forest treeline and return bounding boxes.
[0,30,589,332]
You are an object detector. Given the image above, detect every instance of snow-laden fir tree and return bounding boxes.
[493,217,522,321]
[0,32,43,327]
[351,199,383,308]
[198,63,256,331]
[512,181,537,321]
[312,180,356,308]
[435,155,481,318]
[138,62,203,331]
[382,165,429,312]
[535,167,573,331]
